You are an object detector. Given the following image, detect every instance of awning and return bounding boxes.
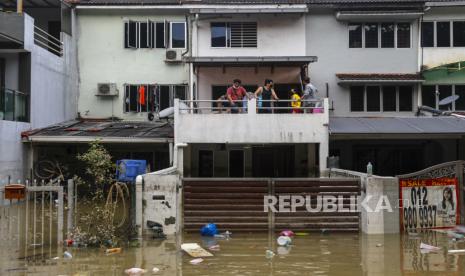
[184,56,318,67]
[22,120,174,144]
[336,11,423,21]
[329,117,465,138]
[337,73,424,84]
[422,61,465,85]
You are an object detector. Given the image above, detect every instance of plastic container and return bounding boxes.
[200,223,218,236]
[277,236,292,246]
[116,159,147,182]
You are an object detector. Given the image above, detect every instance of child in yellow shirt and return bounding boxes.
[290,89,302,113]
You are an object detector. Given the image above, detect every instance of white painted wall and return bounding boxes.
[76,10,189,120]
[306,12,420,117]
[195,14,306,57]
[0,13,78,183]
[422,7,465,69]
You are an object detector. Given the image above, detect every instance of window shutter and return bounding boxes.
[165,20,170,48]
[155,22,166,48]
[230,22,257,48]
[148,20,155,48]
[127,20,138,48]
[124,22,129,48]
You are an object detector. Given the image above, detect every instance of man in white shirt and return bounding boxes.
[302,77,318,112]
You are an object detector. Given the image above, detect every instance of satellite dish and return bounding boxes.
[439,95,459,106]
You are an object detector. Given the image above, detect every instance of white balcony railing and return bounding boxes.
[34,25,63,57]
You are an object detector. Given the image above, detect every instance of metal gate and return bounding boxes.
[183,178,361,233]
[0,180,66,260]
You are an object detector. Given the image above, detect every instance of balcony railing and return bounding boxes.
[34,25,63,57]
[0,88,29,122]
[178,99,325,114]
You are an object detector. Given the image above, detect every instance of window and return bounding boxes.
[124,21,166,49]
[421,85,436,108]
[438,85,452,110]
[124,84,188,113]
[350,86,364,111]
[437,22,451,47]
[211,22,257,48]
[211,22,230,47]
[382,86,397,111]
[455,85,465,110]
[349,23,362,48]
[366,86,380,111]
[170,22,186,49]
[364,23,378,48]
[453,22,465,47]
[349,23,410,48]
[422,20,465,48]
[398,86,413,111]
[350,85,414,112]
[381,23,395,48]
[422,22,434,47]
[397,23,411,48]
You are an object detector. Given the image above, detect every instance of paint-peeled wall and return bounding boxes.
[306,12,420,117]
[76,10,189,120]
[422,7,465,69]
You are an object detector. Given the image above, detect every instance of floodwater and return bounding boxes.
[1,230,465,275]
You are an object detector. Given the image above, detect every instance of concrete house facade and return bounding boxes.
[0,0,78,184]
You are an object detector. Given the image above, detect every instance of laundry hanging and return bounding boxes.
[138,85,146,105]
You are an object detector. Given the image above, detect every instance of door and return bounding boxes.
[252,146,295,177]
[229,150,244,177]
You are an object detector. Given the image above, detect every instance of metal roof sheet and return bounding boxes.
[329,117,465,135]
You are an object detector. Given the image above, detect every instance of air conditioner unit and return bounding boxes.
[96,83,118,96]
[165,50,182,63]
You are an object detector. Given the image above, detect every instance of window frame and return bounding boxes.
[170,22,187,49]
[421,84,465,111]
[210,21,257,49]
[348,22,411,49]
[123,83,188,113]
[421,20,465,48]
[350,85,414,112]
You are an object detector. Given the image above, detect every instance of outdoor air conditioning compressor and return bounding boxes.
[96,83,118,97]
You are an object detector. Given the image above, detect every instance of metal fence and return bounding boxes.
[34,25,63,57]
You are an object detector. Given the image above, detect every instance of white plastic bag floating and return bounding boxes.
[124,268,147,275]
[420,242,440,251]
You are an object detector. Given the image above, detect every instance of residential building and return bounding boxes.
[0,0,78,184]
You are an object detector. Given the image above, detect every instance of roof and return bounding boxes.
[329,117,465,136]
[70,0,426,5]
[184,56,318,66]
[422,61,465,85]
[22,120,174,143]
[336,73,424,83]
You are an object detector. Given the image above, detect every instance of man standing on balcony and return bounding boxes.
[302,77,318,113]
[227,79,247,114]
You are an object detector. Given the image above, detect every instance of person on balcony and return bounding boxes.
[302,77,318,113]
[226,79,247,114]
[289,89,302,113]
[254,79,279,113]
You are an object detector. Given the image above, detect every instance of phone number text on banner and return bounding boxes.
[400,178,459,230]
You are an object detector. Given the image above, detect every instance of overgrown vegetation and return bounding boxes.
[69,141,131,247]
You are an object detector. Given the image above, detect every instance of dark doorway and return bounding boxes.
[198,150,214,177]
[48,21,61,52]
[272,83,301,113]
[229,150,244,177]
[252,145,295,177]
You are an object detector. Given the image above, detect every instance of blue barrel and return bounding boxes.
[116,159,147,182]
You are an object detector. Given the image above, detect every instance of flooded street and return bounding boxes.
[2,230,465,275]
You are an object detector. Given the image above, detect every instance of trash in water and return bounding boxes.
[279,230,295,237]
[376,244,383,247]
[152,267,160,273]
[277,236,292,246]
[295,232,309,236]
[63,251,72,259]
[208,244,220,251]
[420,242,440,251]
[214,234,226,239]
[265,250,275,259]
[105,248,122,255]
[147,220,166,239]
[448,249,465,254]
[52,257,59,260]
[321,229,329,234]
[447,231,464,239]
[200,223,218,237]
[124,268,147,275]
[407,232,419,236]
[181,243,214,258]
[189,258,204,265]
[277,246,291,255]
[65,239,74,247]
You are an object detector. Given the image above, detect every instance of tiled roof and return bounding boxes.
[70,0,427,5]
[23,120,174,140]
[336,73,423,81]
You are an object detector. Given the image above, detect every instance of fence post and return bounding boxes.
[67,179,74,237]
[57,186,64,245]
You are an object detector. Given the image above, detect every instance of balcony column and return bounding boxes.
[17,0,23,14]
[247,98,256,115]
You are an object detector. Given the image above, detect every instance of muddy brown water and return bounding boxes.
[1,231,465,275]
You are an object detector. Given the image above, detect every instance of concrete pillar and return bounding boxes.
[307,143,316,177]
[318,142,328,176]
[135,175,143,238]
[247,98,257,115]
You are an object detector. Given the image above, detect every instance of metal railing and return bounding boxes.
[0,87,29,122]
[178,98,325,114]
[34,25,63,57]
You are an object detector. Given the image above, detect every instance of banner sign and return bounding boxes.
[400,178,459,230]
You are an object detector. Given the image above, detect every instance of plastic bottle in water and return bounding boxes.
[367,162,373,176]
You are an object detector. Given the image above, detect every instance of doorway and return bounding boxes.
[252,145,295,177]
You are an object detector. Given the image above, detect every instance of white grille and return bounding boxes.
[230,22,257,48]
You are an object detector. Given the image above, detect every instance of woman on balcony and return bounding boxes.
[254,79,279,113]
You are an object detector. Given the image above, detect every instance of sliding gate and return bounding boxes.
[183,178,361,233]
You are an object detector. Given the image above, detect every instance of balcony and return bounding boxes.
[0,88,29,122]
[173,98,329,145]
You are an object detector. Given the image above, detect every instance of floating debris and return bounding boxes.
[124,268,147,275]
[265,250,275,259]
[189,258,204,265]
[152,267,160,273]
[448,249,465,254]
[181,243,213,258]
